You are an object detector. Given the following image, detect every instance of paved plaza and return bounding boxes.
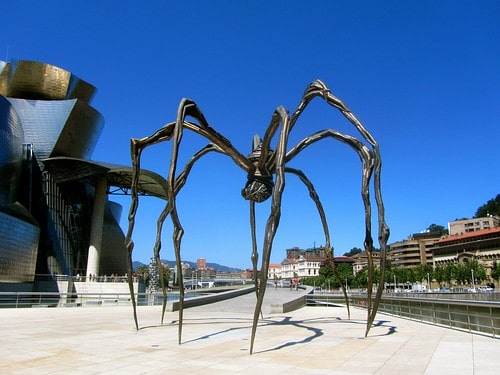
[1,288,499,374]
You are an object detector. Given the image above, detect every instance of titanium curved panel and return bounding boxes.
[6,60,96,103]
[53,99,104,159]
[7,98,104,161]
[0,207,39,283]
[7,60,71,100]
[99,204,127,276]
[0,61,10,96]
[0,96,23,205]
[67,75,96,103]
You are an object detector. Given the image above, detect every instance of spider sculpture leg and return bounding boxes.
[152,145,227,327]
[249,106,290,354]
[285,167,350,319]
[249,201,264,319]
[125,138,145,330]
[285,79,390,336]
[287,129,380,334]
[126,98,253,341]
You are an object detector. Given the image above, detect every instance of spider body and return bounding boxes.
[125,80,389,354]
[241,135,274,202]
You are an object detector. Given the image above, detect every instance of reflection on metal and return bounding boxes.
[4,60,96,102]
[125,80,390,353]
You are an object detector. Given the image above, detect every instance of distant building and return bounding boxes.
[197,258,207,270]
[267,263,282,280]
[448,216,500,235]
[431,227,500,281]
[351,251,380,275]
[280,258,298,280]
[297,255,325,278]
[388,232,442,268]
[286,246,327,259]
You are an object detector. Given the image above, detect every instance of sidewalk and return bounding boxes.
[1,288,498,374]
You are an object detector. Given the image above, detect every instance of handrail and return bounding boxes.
[0,287,250,309]
[306,293,500,338]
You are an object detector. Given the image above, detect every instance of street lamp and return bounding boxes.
[471,269,475,290]
[427,272,430,292]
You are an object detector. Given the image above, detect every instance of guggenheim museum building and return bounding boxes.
[0,59,167,292]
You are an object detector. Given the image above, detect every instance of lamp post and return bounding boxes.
[471,269,475,290]
[394,275,397,292]
[427,272,431,292]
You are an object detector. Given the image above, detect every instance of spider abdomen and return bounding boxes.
[241,174,274,203]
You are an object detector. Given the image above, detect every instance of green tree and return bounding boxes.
[427,223,448,236]
[135,264,171,288]
[414,264,433,284]
[343,247,362,257]
[315,263,354,288]
[432,265,447,287]
[135,265,149,283]
[491,262,500,284]
[475,194,500,217]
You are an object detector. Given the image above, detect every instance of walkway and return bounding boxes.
[1,287,498,374]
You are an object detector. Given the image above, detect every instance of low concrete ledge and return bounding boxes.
[271,286,314,313]
[166,286,255,312]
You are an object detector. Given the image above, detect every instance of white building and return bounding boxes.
[267,263,282,280]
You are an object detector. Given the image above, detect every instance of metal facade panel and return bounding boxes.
[2,60,96,103]
[7,98,104,161]
[0,97,23,205]
[99,204,128,276]
[0,209,39,283]
[7,60,72,100]
[0,61,10,96]
[7,98,77,161]
[52,99,104,159]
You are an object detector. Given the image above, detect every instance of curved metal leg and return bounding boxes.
[249,201,264,319]
[285,167,350,319]
[153,206,169,324]
[250,107,289,354]
[125,139,143,330]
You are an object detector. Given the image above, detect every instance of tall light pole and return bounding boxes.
[471,269,475,290]
[427,272,430,292]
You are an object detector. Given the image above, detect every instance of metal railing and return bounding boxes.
[306,293,500,338]
[0,292,136,308]
[0,287,248,309]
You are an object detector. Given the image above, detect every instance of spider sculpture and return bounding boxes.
[125,80,389,354]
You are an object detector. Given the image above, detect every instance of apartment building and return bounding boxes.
[351,251,381,274]
[388,232,442,268]
[448,216,500,235]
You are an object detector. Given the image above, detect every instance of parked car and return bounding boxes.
[478,286,493,292]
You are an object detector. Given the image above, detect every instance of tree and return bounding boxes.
[135,263,171,288]
[343,247,362,257]
[491,262,500,284]
[475,194,500,217]
[427,224,448,236]
[317,263,354,288]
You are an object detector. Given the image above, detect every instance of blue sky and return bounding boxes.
[2,1,499,269]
